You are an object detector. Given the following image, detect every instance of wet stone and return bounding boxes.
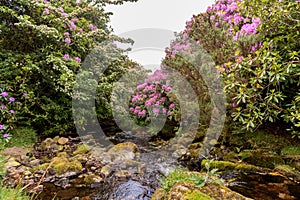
[108,180,152,200]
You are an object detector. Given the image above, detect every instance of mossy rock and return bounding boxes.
[151,188,167,200]
[53,160,82,175]
[84,174,103,184]
[73,144,92,156]
[184,190,214,200]
[275,165,300,182]
[32,163,50,172]
[241,150,284,169]
[201,160,266,172]
[108,142,139,154]
[40,138,56,150]
[51,156,68,165]
[56,152,68,158]
[228,131,292,152]
[168,182,251,200]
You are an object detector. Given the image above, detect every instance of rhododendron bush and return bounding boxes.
[0,0,138,135]
[164,0,300,137]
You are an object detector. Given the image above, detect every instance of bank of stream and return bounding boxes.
[1,123,299,200]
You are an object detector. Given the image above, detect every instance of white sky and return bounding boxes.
[105,0,215,69]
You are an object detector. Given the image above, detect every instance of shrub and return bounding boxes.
[0,86,21,143]
[0,0,138,136]
[164,0,300,138]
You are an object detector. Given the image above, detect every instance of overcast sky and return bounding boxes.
[105,0,215,69]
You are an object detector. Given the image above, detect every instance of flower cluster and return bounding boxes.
[206,0,262,40]
[0,89,19,143]
[129,70,177,126]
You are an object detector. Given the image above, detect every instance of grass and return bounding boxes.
[7,127,37,148]
[0,185,31,200]
[161,168,202,192]
[281,146,300,155]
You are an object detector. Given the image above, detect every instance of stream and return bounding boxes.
[4,121,298,200]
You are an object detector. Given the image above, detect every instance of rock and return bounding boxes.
[29,159,40,167]
[1,146,30,161]
[54,177,71,189]
[84,174,103,184]
[168,182,251,200]
[109,180,152,200]
[40,138,55,150]
[57,137,69,145]
[151,188,167,200]
[73,144,92,156]
[241,149,285,169]
[114,170,131,178]
[107,142,140,162]
[100,165,113,177]
[4,157,21,170]
[57,152,68,158]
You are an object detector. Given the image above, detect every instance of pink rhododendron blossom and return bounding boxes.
[61,12,68,17]
[62,54,70,61]
[74,57,81,63]
[1,92,8,97]
[169,103,175,109]
[69,22,77,31]
[43,8,50,15]
[65,38,71,44]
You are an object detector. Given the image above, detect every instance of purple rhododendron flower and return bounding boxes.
[65,38,71,44]
[63,54,70,61]
[43,8,50,15]
[64,32,70,37]
[74,57,81,63]
[70,22,77,31]
[9,97,15,102]
[10,110,14,114]
[0,124,4,130]
[169,103,175,109]
[1,104,6,109]
[88,24,98,31]
[61,12,68,17]
[1,92,8,97]
[153,107,160,115]
[71,18,78,22]
[3,133,9,138]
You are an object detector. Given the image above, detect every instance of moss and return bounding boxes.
[51,157,68,164]
[241,150,285,169]
[151,188,167,200]
[56,152,68,157]
[184,190,214,200]
[201,160,264,172]
[83,174,103,184]
[281,146,300,155]
[229,131,292,151]
[53,160,82,175]
[73,144,92,156]
[201,160,235,171]
[108,142,140,155]
[32,163,50,172]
